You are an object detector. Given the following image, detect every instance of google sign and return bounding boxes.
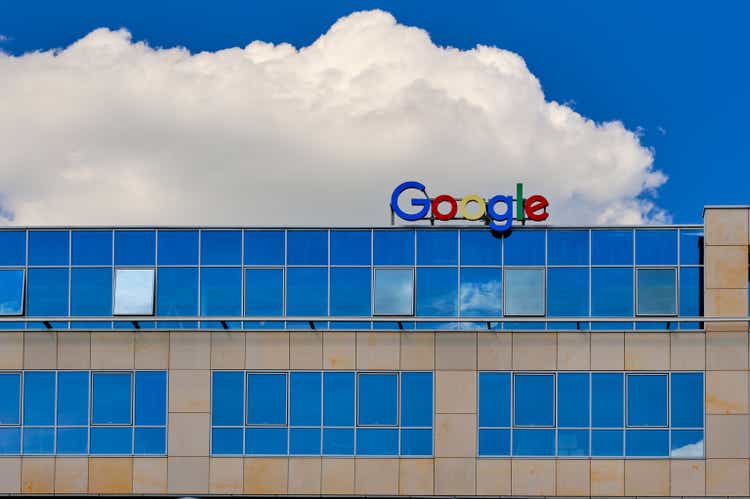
[390,181,549,232]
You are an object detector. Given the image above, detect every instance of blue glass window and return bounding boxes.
[113,269,154,315]
[135,427,165,454]
[0,231,25,266]
[591,230,633,265]
[290,372,321,426]
[0,269,24,315]
[57,372,89,425]
[401,372,432,427]
[330,267,371,316]
[417,230,457,265]
[287,230,327,265]
[358,374,397,426]
[627,374,667,427]
[245,231,284,265]
[478,372,510,427]
[157,230,198,265]
[401,428,432,456]
[212,427,242,455]
[514,374,554,426]
[24,372,55,425]
[637,268,676,315]
[29,230,69,266]
[548,230,588,265]
[547,268,588,317]
[200,268,241,316]
[323,372,354,427]
[115,230,155,266]
[460,230,502,265]
[0,373,20,424]
[416,267,457,316]
[636,229,677,265]
[374,269,413,315]
[504,230,545,265]
[592,429,623,456]
[72,231,112,265]
[90,427,132,454]
[92,372,132,425]
[201,230,241,265]
[671,429,703,457]
[626,429,668,456]
[23,427,54,454]
[330,230,370,265]
[671,373,703,428]
[374,230,414,265]
[57,428,87,454]
[479,429,510,456]
[247,373,286,425]
[212,372,244,426]
[558,429,589,456]
[286,267,327,316]
[504,268,544,316]
[246,427,287,455]
[591,268,632,316]
[27,268,69,316]
[679,229,703,265]
[290,427,320,455]
[245,269,283,316]
[679,267,702,322]
[157,268,198,316]
[71,268,112,316]
[592,373,624,427]
[513,429,554,456]
[460,268,502,317]
[558,373,589,427]
[356,428,398,455]
[323,428,353,455]
[135,371,166,426]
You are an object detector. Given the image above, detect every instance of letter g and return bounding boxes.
[391,181,430,221]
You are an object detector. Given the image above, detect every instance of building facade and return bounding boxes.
[0,206,747,496]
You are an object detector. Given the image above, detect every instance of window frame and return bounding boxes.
[113,268,156,316]
[635,267,678,317]
[373,267,415,316]
[503,267,546,317]
[0,268,25,316]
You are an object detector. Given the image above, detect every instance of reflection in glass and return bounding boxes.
[245,230,285,265]
[374,269,413,315]
[679,229,704,265]
[547,268,588,317]
[504,268,544,316]
[637,268,676,315]
[627,374,667,427]
[330,230,370,265]
[591,267,632,316]
[0,231,25,266]
[557,373,589,427]
[417,230,457,265]
[670,373,703,428]
[0,269,24,315]
[626,429,668,456]
[636,229,677,265]
[514,374,554,426]
[416,267,457,316]
[330,267,371,316]
[114,269,155,315]
[358,373,397,425]
[513,429,554,456]
[548,230,589,265]
[460,268,501,317]
[504,230,545,265]
[671,429,703,457]
[201,230,242,265]
[591,229,633,265]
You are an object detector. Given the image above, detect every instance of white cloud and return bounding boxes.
[0,10,667,226]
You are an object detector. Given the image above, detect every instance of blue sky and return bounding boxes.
[1,1,748,224]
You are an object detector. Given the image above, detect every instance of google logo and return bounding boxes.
[390,181,549,232]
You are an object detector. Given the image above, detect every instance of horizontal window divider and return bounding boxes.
[0,316,735,322]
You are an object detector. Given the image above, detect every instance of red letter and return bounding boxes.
[431,195,458,221]
[524,195,549,221]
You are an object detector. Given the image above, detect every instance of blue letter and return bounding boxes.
[391,181,430,221]
[487,195,513,232]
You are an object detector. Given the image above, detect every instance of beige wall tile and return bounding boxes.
[0,333,23,370]
[356,332,399,370]
[169,370,211,413]
[168,456,209,495]
[434,458,475,495]
[244,458,288,495]
[705,288,748,317]
[290,332,322,369]
[133,457,167,494]
[170,331,211,370]
[21,457,54,494]
[706,458,750,496]
[0,457,20,494]
[511,459,555,496]
[513,332,556,370]
[706,414,749,458]
[134,332,169,369]
[590,333,624,370]
[670,332,706,370]
[706,371,748,414]
[288,457,321,495]
[624,459,669,496]
[435,413,476,457]
[321,458,354,495]
[209,457,243,494]
[477,333,512,370]
[670,460,705,496]
[399,458,433,495]
[245,332,289,370]
[355,458,398,495]
[557,332,590,370]
[705,245,748,288]
[323,332,355,370]
[24,332,57,369]
[168,413,210,456]
[435,332,476,370]
[704,207,749,245]
[435,371,475,413]
[624,332,669,370]
[706,331,748,370]
[590,459,624,496]
[476,459,510,496]
[88,457,133,494]
[556,459,590,496]
[57,332,91,369]
[400,332,434,370]
[91,332,134,369]
[211,332,245,369]
[54,457,87,494]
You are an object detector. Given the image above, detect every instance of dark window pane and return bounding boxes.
[24,371,55,425]
[92,372,132,424]
[514,374,554,426]
[626,429,668,456]
[401,372,432,427]
[115,230,155,266]
[417,230,457,265]
[290,427,320,455]
[29,230,69,266]
[157,268,198,316]
[322,428,353,455]
[157,230,198,265]
[512,429,554,456]
[287,230,327,265]
[200,268,241,316]
[71,268,112,316]
[90,427,132,454]
[358,373,397,426]
[57,371,88,425]
[330,230,370,265]
[245,427,287,454]
[637,268,676,315]
[558,429,588,456]
[323,372,354,427]
[592,429,623,456]
[374,230,414,265]
[627,374,667,427]
[671,429,703,457]
[591,230,633,265]
[212,428,243,455]
[416,267,457,316]
[679,229,703,265]
[460,230,502,265]
[135,427,166,454]
[201,230,241,265]
[504,268,544,316]
[0,269,24,315]
[286,267,327,316]
[72,230,112,265]
[212,371,244,426]
[0,231,25,265]
[245,231,284,265]
[356,428,398,455]
[558,373,589,427]
[245,269,283,316]
[671,373,703,428]
[592,373,624,427]
[135,371,166,426]
[330,267,371,316]
[290,372,321,426]
[478,372,510,427]
[401,428,432,455]
[548,230,588,265]
[374,269,413,315]
[27,268,68,316]
[113,269,154,315]
[636,229,677,265]
[0,374,20,424]
[547,268,588,317]
[679,267,702,320]
[247,373,286,425]
[478,429,510,456]
[504,230,544,265]
[591,268,632,316]
[460,268,501,317]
